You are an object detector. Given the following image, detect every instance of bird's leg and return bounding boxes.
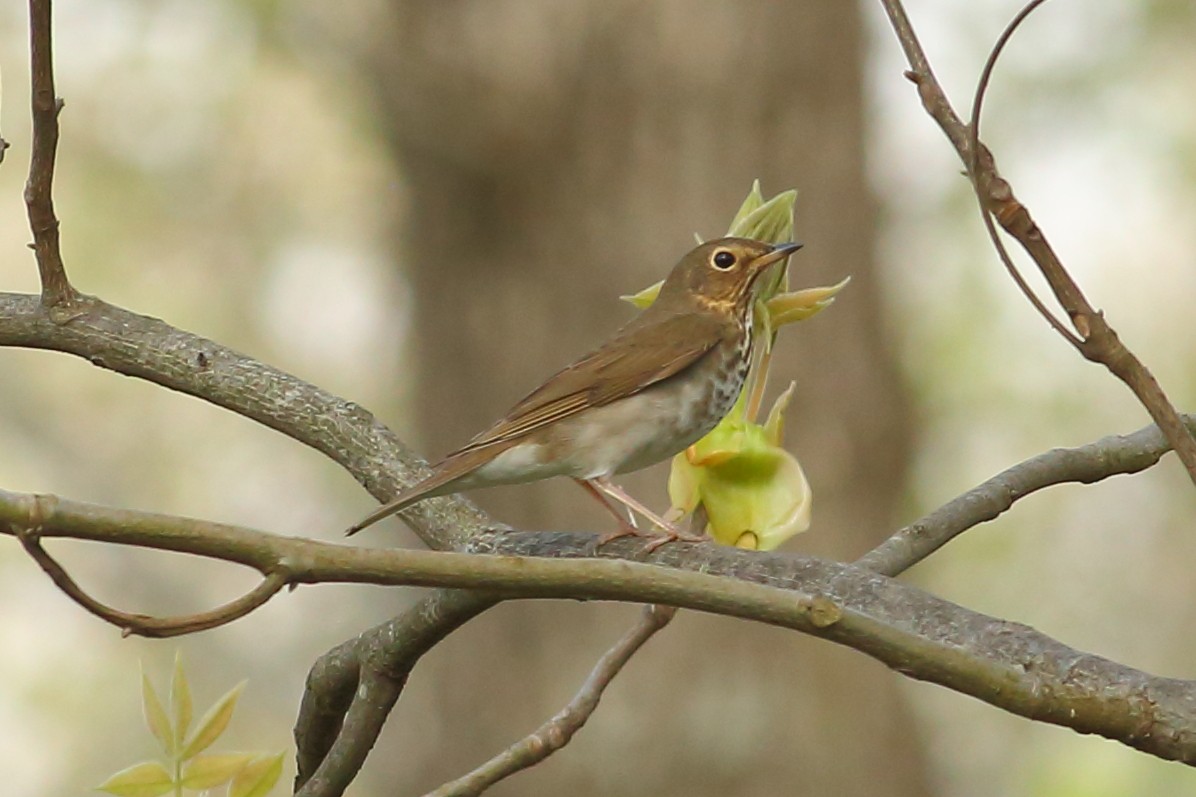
[585,476,706,550]
[574,478,640,532]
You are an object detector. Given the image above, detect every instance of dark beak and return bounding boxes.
[750,241,803,271]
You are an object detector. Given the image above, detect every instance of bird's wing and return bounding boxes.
[449,311,729,456]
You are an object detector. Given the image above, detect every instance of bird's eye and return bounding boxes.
[712,250,737,270]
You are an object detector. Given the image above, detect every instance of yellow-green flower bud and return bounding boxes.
[667,384,811,551]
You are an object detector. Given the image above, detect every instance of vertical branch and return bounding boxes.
[25,0,77,307]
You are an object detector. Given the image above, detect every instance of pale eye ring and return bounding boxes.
[712,250,736,270]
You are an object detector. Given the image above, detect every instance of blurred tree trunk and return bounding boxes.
[353,2,925,794]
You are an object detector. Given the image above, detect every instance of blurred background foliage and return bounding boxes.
[1,1,1195,795]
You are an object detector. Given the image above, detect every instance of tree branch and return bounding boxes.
[24,0,76,307]
[16,527,287,637]
[294,589,497,797]
[424,604,676,797]
[4,484,1195,766]
[0,291,489,551]
[857,414,1196,576]
[877,0,1196,486]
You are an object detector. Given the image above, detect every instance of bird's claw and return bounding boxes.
[638,528,707,554]
[594,520,705,553]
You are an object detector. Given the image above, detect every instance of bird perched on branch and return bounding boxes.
[346,237,802,548]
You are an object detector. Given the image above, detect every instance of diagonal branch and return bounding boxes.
[424,604,676,797]
[0,291,490,551]
[857,414,1196,576]
[877,0,1196,487]
[24,0,76,307]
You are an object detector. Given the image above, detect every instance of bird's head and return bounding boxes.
[657,237,803,313]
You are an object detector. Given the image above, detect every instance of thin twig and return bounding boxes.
[964,0,1075,343]
[16,528,288,636]
[24,0,76,307]
[425,605,676,797]
[879,0,1196,486]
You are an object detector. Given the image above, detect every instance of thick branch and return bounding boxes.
[294,590,496,796]
[0,291,488,550]
[24,0,76,306]
[878,0,1196,486]
[4,486,1195,765]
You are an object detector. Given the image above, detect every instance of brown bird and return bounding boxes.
[346,237,802,546]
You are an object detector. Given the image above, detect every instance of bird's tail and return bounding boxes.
[344,468,462,537]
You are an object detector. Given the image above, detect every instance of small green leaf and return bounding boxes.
[181,753,253,790]
[96,760,174,797]
[620,279,663,310]
[765,276,851,328]
[763,381,796,445]
[140,669,173,756]
[181,680,246,759]
[170,650,193,746]
[230,753,285,797]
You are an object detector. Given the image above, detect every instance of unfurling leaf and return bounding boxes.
[181,753,254,790]
[230,753,285,797]
[170,650,193,746]
[97,760,174,797]
[140,669,173,756]
[181,680,246,759]
[765,276,851,328]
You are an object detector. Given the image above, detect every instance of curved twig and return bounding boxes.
[424,604,676,797]
[16,529,288,637]
[965,0,1076,344]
